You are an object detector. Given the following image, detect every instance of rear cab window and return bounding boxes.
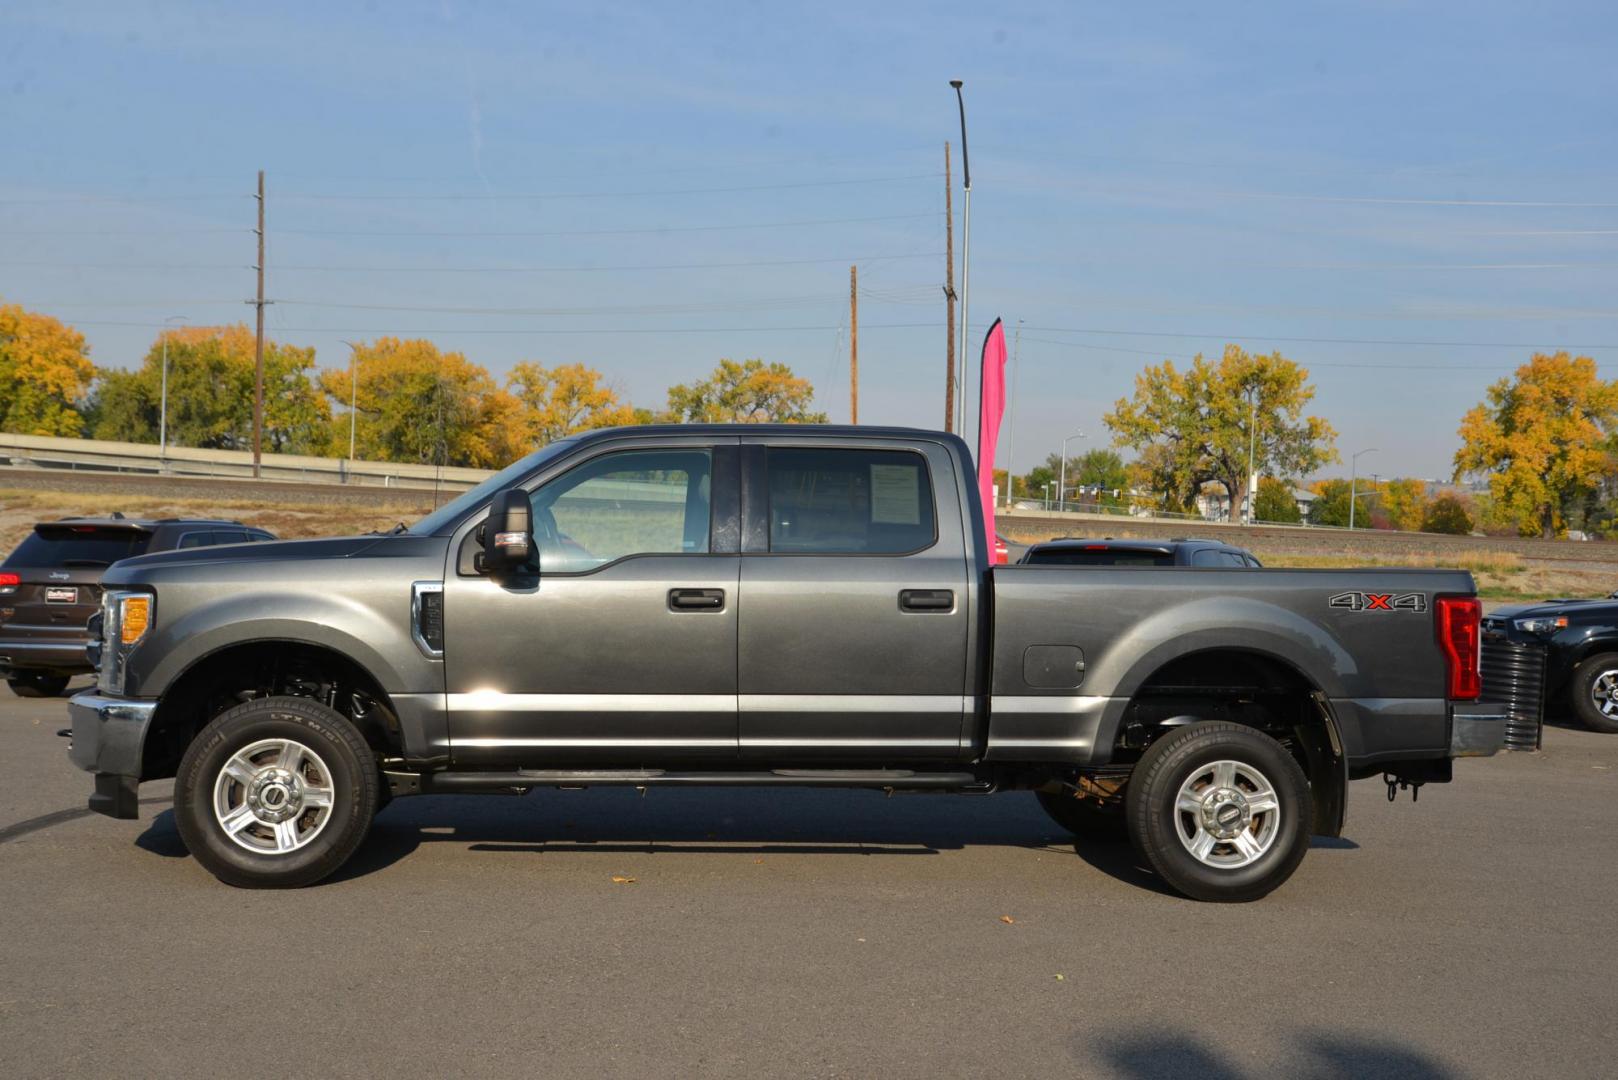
[765,447,936,554]
[3,526,152,568]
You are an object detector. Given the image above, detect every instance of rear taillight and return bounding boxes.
[1436,596,1482,700]
[0,572,17,595]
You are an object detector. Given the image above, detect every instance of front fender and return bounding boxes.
[126,589,436,698]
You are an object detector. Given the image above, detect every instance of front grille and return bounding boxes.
[1480,638,1545,751]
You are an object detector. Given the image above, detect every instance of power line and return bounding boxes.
[1219,190,1618,209]
[0,252,942,273]
[60,319,938,335]
[1020,325,1618,351]
[1020,336,1522,370]
[276,172,943,202]
[268,212,941,238]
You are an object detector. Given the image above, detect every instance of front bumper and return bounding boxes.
[1450,702,1510,758]
[68,690,158,819]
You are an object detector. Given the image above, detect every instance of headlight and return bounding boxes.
[98,590,154,693]
[1513,615,1567,634]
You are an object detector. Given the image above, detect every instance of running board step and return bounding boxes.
[424,769,985,792]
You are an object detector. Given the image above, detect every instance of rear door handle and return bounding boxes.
[899,589,954,612]
[669,588,725,612]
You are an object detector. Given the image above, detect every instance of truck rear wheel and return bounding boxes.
[174,696,379,888]
[1125,720,1310,903]
[1570,654,1618,734]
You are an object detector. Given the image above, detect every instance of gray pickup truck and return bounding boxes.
[68,425,1506,901]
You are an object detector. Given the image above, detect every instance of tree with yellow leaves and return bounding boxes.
[1105,345,1337,514]
[507,362,640,446]
[318,338,523,468]
[1454,351,1618,538]
[0,302,95,436]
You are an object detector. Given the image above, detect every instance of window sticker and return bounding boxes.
[870,463,921,524]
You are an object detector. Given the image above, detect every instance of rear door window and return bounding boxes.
[213,530,250,545]
[765,448,936,554]
[4,526,152,567]
[177,532,214,549]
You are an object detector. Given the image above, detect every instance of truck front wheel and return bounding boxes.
[1125,721,1310,903]
[174,696,380,888]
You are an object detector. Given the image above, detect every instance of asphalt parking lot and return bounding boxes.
[1,685,1613,1079]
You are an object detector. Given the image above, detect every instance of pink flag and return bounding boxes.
[976,318,1007,563]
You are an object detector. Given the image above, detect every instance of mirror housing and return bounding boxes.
[477,488,533,574]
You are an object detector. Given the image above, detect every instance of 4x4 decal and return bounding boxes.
[1330,591,1427,613]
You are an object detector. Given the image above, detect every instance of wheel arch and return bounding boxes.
[139,638,401,782]
[1110,645,1348,838]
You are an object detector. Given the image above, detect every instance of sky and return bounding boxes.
[3,0,1617,482]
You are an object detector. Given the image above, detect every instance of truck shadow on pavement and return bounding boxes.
[1088,1026,1456,1079]
[127,787,1353,892]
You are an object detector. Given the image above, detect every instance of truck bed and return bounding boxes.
[986,564,1476,772]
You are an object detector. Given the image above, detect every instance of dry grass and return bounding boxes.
[1259,548,1608,603]
[0,487,432,556]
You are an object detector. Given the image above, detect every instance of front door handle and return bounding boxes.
[899,589,954,612]
[669,588,725,612]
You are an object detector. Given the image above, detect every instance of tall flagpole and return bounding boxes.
[950,80,972,438]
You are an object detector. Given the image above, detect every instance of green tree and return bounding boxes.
[1070,447,1130,508]
[1454,352,1618,537]
[1105,345,1338,513]
[0,302,95,437]
[1253,476,1301,523]
[317,337,522,467]
[91,324,330,454]
[1309,479,1352,527]
[663,358,827,423]
[1421,494,1475,535]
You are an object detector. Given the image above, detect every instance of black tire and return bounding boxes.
[1036,790,1128,843]
[7,673,71,698]
[1125,721,1311,903]
[1569,654,1618,734]
[174,696,379,888]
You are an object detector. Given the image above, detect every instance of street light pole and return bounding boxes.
[949,79,972,437]
[340,340,362,462]
[1349,447,1379,529]
[1057,431,1087,512]
[1245,385,1259,525]
[159,315,186,465]
[1043,482,1052,511]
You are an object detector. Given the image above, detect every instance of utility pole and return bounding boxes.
[849,264,859,425]
[950,80,972,437]
[250,169,267,479]
[943,140,956,433]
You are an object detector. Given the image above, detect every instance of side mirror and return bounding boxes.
[477,488,533,574]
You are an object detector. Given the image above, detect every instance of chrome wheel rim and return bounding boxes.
[1591,670,1618,718]
[212,738,336,855]
[1173,759,1281,869]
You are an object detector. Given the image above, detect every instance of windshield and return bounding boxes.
[407,438,580,536]
[1024,548,1173,567]
[5,526,153,567]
